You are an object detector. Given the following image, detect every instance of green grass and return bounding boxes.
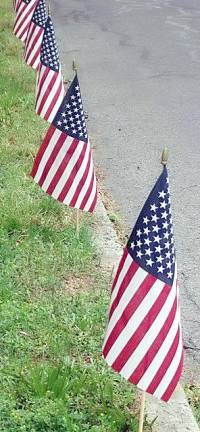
[185,385,200,427]
[0,2,139,431]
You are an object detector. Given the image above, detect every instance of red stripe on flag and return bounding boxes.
[109,282,170,373]
[38,133,68,188]
[37,73,58,115]
[162,350,184,402]
[57,143,87,202]
[46,138,80,194]
[103,273,157,359]
[79,170,95,210]
[43,80,63,121]
[109,259,140,319]
[31,125,56,178]
[111,248,128,294]
[89,188,98,212]
[128,297,177,384]
[146,328,181,395]
[36,67,50,105]
[69,153,91,208]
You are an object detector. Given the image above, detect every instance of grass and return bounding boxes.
[185,385,200,427]
[0,2,139,430]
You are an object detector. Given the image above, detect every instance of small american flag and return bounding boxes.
[102,167,183,402]
[35,16,64,123]
[31,73,97,212]
[13,0,39,43]
[24,0,47,70]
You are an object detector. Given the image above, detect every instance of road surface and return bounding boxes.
[52,0,200,381]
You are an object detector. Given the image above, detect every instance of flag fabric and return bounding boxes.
[13,0,22,13]
[35,16,64,123]
[31,74,97,212]
[24,0,47,70]
[13,0,39,43]
[102,167,183,402]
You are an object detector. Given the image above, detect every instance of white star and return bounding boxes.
[156,255,164,263]
[155,245,162,253]
[136,239,142,248]
[69,116,74,122]
[144,226,150,235]
[159,190,166,199]
[130,242,135,250]
[136,250,143,259]
[144,238,151,246]
[74,108,78,113]
[75,85,79,91]
[152,224,160,233]
[166,251,171,259]
[79,131,83,136]
[167,271,173,279]
[162,221,168,230]
[161,211,168,219]
[146,258,154,267]
[72,128,77,133]
[154,235,161,243]
[150,203,157,212]
[157,265,164,274]
[165,241,170,249]
[164,232,169,239]
[61,112,66,118]
[145,248,153,257]
[66,104,70,108]
[71,95,75,100]
[72,101,77,106]
[143,216,149,225]
[136,229,142,237]
[57,120,62,126]
[160,200,167,209]
[166,261,172,269]
[151,214,159,223]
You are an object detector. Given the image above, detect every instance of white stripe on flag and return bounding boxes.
[153,326,183,399]
[138,298,180,390]
[36,68,55,111]
[103,267,147,344]
[34,129,62,183]
[49,141,85,198]
[105,278,165,366]
[63,142,90,204]
[73,154,94,208]
[39,72,63,121]
[120,277,177,379]
[83,161,97,211]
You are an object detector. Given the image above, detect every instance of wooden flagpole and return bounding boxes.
[138,147,169,432]
[138,391,146,432]
[72,60,80,239]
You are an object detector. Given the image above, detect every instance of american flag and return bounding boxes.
[35,16,64,123]
[24,0,47,70]
[13,0,39,43]
[102,167,183,402]
[31,73,97,212]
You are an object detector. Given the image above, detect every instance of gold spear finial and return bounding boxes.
[72,60,78,74]
[161,147,169,166]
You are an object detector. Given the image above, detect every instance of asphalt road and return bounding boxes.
[52,0,200,381]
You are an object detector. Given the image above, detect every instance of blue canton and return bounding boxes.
[128,167,175,286]
[41,17,60,72]
[53,74,88,143]
[32,0,47,27]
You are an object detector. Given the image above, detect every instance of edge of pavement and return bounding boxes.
[94,197,200,432]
